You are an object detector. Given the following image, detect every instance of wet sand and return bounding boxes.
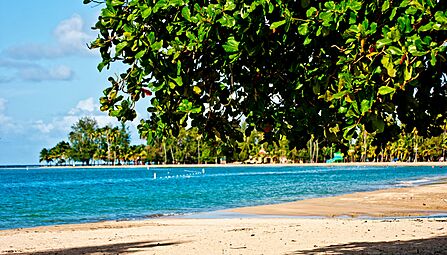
[230,183,447,218]
[1,182,447,254]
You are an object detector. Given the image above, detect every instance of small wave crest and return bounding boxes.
[395,176,446,187]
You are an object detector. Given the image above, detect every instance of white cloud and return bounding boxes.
[0,98,20,133]
[32,98,143,144]
[34,97,118,135]
[2,14,94,60]
[20,65,74,82]
[0,58,74,82]
[69,97,96,114]
[49,65,73,80]
[0,14,96,84]
[0,98,7,112]
[54,14,91,52]
[34,120,54,134]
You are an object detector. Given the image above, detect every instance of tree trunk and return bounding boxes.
[363,131,367,162]
[163,142,167,164]
[197,138,201,164]
[170,147,175,164]
[309,140,313,163]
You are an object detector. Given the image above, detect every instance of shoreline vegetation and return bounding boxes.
[2,182,447,254]
[34,161,447,169]
[1,161,446,169]
[39,117,447,168]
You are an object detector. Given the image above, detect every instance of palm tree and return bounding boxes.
[39,148,52,166]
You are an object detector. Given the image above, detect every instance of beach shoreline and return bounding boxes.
[229,182,447,218]
[29,161,447,169]
[2,181,447,254]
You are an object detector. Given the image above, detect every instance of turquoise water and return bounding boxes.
[0,165,446,229]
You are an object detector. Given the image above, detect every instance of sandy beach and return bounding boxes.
[1,181,447,254]
[230,182,447,218]
[1,217,447,255]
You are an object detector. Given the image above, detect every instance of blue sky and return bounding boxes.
[0,1,146,165]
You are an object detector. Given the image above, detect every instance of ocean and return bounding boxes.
[0,165,446,229]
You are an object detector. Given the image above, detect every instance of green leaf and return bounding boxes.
[349,0,362,11]
[97,62,106,72]
[430,51,437,66]
[404,66,412,81]
[111,0,124,6]
[135,49,146,59]
[435,11,447,24]
[324,1,336,10]
[268,2,274,13]
[169,0,183,7]
[387,67,397,77]
[376,38,392,48]
[378,86,396,95]
[369,22,378,34]
[390,7,397,20]
[224,1,236,11]
[360,99,370,114]
[151,40,163,51]
[408,45,418,54]
[193,86,202,94]
[343,124,358,140]
[153,0,167,13]
[319,12,333,27]
[115,41,127,56]
[387,46,402,55]
[176,60,182,76]
[172,76,183,86]
[306,7,317,18]
[223,36,239,53]
[405,6,418,15]
[218,14,236,28]
[303,36,312,45]
[142,7,152,19]
[298,23,309,35]
[418,22,433,32]
[332,91,348,99]
[382,0,390,12]
[381,54,396,77]
[270,20,286,29]
[181,6,190,20]
[147,32,155,44]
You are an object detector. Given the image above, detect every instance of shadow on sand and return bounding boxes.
[7,240,186,255]
[289,235,447,254]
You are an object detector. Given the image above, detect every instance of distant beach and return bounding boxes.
[36,161,447,169]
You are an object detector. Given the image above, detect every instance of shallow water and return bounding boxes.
[0,165,446,229]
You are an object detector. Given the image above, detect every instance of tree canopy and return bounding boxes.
[69,117,99,165]
[85,0,447,148]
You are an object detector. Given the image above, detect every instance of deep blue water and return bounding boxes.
[0,165,446,229]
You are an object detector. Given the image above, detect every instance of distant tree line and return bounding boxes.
[40,117,446,166]
[40,117,130,166]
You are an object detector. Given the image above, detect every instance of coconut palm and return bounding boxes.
[39,148,52,166]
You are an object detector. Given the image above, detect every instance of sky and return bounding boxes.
[0,1,147,165]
